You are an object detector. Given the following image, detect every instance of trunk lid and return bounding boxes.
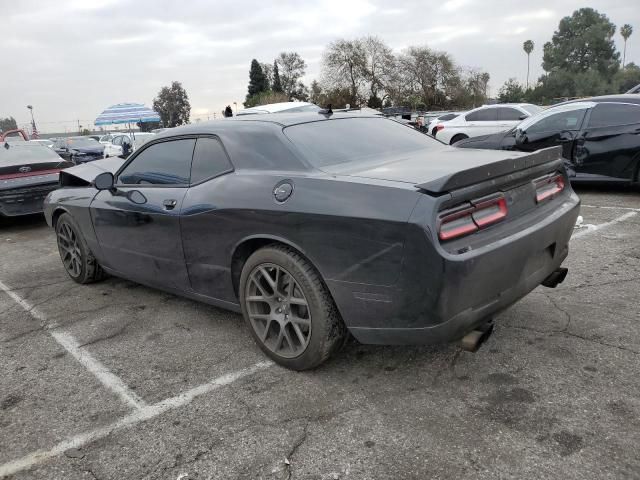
[0,144,72,180]
[324,146,562,194]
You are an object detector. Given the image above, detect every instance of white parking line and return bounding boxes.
[581,205,640,212]
[0,280,146,410]
[572,211,637,239]
[0,361,273,477]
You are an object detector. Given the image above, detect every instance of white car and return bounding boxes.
[112,132,155,153]
[435,104,542,145]
[235,102,320,116]
[97,134,122,158]
[427,112,466,136]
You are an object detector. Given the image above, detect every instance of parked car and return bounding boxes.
[236,101,321,116]
[43,112,578,370]
[53,137,105,164]
[427,112,465,136]
[435,104,542,145]
[29,139,55,148]
[111,132,155,155]
[1,143,72,217]
[455,95,640,184]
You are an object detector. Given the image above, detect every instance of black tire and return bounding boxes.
[431,127,438,136]
[239,244,346,370]
[55,213,106,284]
[450,134,468,145]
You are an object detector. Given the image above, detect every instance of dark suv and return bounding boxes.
[455,95,640,184]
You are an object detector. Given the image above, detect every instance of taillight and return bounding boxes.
[436,125,445,131]
[534,174,565,203]
[438,194,507,241]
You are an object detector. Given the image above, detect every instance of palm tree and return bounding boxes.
[621,24,633,68]
[523,40,534,89]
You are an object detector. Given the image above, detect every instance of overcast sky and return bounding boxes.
[3,0,639,132]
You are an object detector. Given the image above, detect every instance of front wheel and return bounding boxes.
[55,213,106,284]
[239,245,346,370]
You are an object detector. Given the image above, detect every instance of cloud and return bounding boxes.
[2,0,638,132]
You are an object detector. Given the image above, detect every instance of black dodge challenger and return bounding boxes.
[44,112,580,369]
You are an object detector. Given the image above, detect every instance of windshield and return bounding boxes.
[67,137,100,148]
[284,117,439,168]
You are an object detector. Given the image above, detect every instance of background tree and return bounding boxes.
[245,59,268,105]
[152,81,191,128]
[614,62,640,92]
[621,24,633,68]
[276,52,306,97]
[136,121,160,132]
[362,36,395,108]
[260,62,273,90]
[243,91,289,108]
[542,8,619,78]
[322,39,368,106]
[0,116,18,132]
[523,40,534,89]
[498,78,526,103]
[272,61,283,93]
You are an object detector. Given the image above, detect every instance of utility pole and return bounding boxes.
[77,120,81,135]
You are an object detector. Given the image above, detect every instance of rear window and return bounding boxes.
[283,117,438,167]
[0,144,62,162]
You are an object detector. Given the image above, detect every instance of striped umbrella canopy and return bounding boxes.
[95,103,160,126]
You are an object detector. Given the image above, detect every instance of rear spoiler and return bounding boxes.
[416,146,563,194]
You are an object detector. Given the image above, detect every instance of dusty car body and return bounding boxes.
[43,112,579,369]
[1,142,72,217]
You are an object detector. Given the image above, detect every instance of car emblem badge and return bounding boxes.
[19,166,32,173]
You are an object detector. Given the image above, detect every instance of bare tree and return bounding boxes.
[322,39,368,106]
[276,52,307,97]
[362,36,395,105]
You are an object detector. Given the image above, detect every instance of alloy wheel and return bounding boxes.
[245,264,312,358]
[57,222,83,278]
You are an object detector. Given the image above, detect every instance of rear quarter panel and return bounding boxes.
[179,172,420,303]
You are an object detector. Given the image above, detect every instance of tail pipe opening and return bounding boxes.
[459,320,494,352]
[541,267,568,289]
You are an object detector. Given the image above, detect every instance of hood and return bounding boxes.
[59,156,125,186]
[323,145,562,194]
[70,145,104,154]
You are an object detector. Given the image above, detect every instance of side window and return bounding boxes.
[466,109,497,121]
[588,103,640,128]
[118,139,195,185]
[526,109,587,134]
[498,107,524,121]
[190,137,233,183]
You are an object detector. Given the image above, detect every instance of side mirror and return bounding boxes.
[93,172,114,191]
[519,114,528,120]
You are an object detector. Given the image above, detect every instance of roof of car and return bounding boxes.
[155,111,386,138]
[564,94,640,105]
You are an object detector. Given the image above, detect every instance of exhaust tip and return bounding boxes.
[542,267,568,288]
[459,321,494,352]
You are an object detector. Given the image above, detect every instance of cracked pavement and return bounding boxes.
[1,185,639,479]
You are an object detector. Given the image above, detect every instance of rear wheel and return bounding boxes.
[55,213,105,284]
[450,134,469,145]
[239,245,346,370]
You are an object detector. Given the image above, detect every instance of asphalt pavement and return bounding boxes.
[1,185,639,480]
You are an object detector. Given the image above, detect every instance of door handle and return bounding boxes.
[163,199,177,210]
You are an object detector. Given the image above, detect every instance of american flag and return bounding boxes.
[31,121,39,139]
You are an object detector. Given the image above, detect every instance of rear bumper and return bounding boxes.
[329,191,580,345]
[0,182,59,217]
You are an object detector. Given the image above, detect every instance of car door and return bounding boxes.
[89,137,196,290]
[577,102,640,179]
[463,108,500,137]
[515,107,589,159]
